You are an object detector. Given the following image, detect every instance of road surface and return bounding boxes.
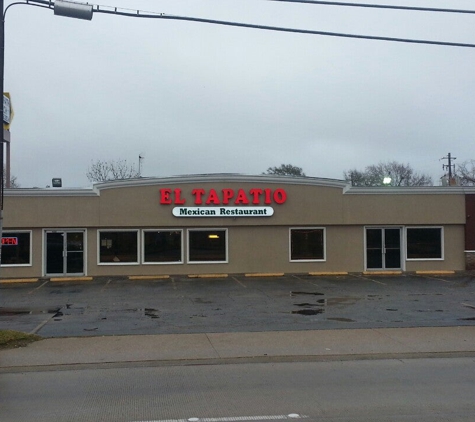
[2,357,475,422]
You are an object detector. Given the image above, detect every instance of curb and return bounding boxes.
[0,278,38,284]
[0,271,463,284]
[50,277,93,282]
[415,270,456,275]
[3,350,475,373]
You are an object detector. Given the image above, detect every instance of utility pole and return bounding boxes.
[0,0,93,271]
[1,0,5,268]
[441,152,456,184]
[138,155,144,177]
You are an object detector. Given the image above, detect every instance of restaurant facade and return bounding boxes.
[2,174,475,279]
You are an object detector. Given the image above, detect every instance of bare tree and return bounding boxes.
[87,159,140,183]
[264,164,306,177]
[9,175,20,188]
[2,170,20,188]
[457,160,475,186]
[344,161,433,187]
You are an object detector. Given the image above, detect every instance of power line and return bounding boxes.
[25,0,475,48]
[95,8,475,49]
[263,0,475,15]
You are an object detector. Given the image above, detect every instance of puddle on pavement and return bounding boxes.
[417,309,444,312]
[292,309,324,316]
[108,307,160,319]
[327,297,361,306]
[0,307,60,316]
[193,298,214,304]
[290,291,324,296]
[291,294,362,318]
[294,302,323,307]
[457,317,475,321]
[144,308,159,319]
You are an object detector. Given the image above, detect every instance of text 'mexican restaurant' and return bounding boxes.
[3,174,475,279]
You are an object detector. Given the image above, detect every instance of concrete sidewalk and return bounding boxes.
[1,326,475,369]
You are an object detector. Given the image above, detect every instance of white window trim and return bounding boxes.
[187,228,228,264]
[97,229,140,266]
[405,226,444,261]
[142,229,184,265]
[289,227,326,262]
[1,230,32,267]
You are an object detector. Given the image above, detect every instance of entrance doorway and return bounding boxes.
[45,231,85,276]
[366,228,401,270]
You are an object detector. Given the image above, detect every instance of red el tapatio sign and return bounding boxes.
[160,187,287,218]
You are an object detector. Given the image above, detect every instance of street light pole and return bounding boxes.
[0,0,93,272]
[1,0,6,268]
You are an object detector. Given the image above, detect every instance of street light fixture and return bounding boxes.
[0,0,93,268]
[54,0,93,20]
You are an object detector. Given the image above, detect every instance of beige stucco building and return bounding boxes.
[2,174,474,279]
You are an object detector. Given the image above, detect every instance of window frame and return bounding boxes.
[97,229,140,266]
[289,227,326,262]
[142,229,184,265]
[187,228,228,264]
[1,230,32,267]
[405,226,444,261]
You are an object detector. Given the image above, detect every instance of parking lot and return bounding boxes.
[1,273,474,337]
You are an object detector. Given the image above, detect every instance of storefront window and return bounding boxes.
[1,231,31,266]
[290,228,325,261]
[143,230,182,263]
[188,229,227,263]
[406,227,443,260]
[99,231,138,264]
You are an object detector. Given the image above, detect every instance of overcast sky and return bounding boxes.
[4,0,475,187]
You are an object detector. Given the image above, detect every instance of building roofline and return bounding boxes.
[92,174,349,190]
[5,174,475,196]
[4,187,99,197]
[343,186,474,195]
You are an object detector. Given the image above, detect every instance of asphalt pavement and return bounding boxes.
[1,273,475,337]
[1,273,475,370]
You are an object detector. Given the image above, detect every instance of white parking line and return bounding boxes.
[233,276,247,288]
[134,414,307,422]
[351,274,386,285]
[100,278,112,292]
[416,274,452,283]
[28,280,49,295]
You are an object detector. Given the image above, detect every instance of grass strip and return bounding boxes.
[0,330,42,350]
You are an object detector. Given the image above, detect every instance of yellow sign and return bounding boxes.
[3,92,14,130]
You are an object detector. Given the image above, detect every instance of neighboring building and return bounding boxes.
[2,174,474,279]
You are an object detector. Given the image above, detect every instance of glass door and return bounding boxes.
[66,232,84,274]
[46,231,84,276]
[46,232,64,275]
[366,228,401,270]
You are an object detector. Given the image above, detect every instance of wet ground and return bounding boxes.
[1,273,474,337]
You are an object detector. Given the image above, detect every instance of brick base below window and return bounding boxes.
[465,252,475,270]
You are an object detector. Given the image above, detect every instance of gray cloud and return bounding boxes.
[4,0,475,187]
